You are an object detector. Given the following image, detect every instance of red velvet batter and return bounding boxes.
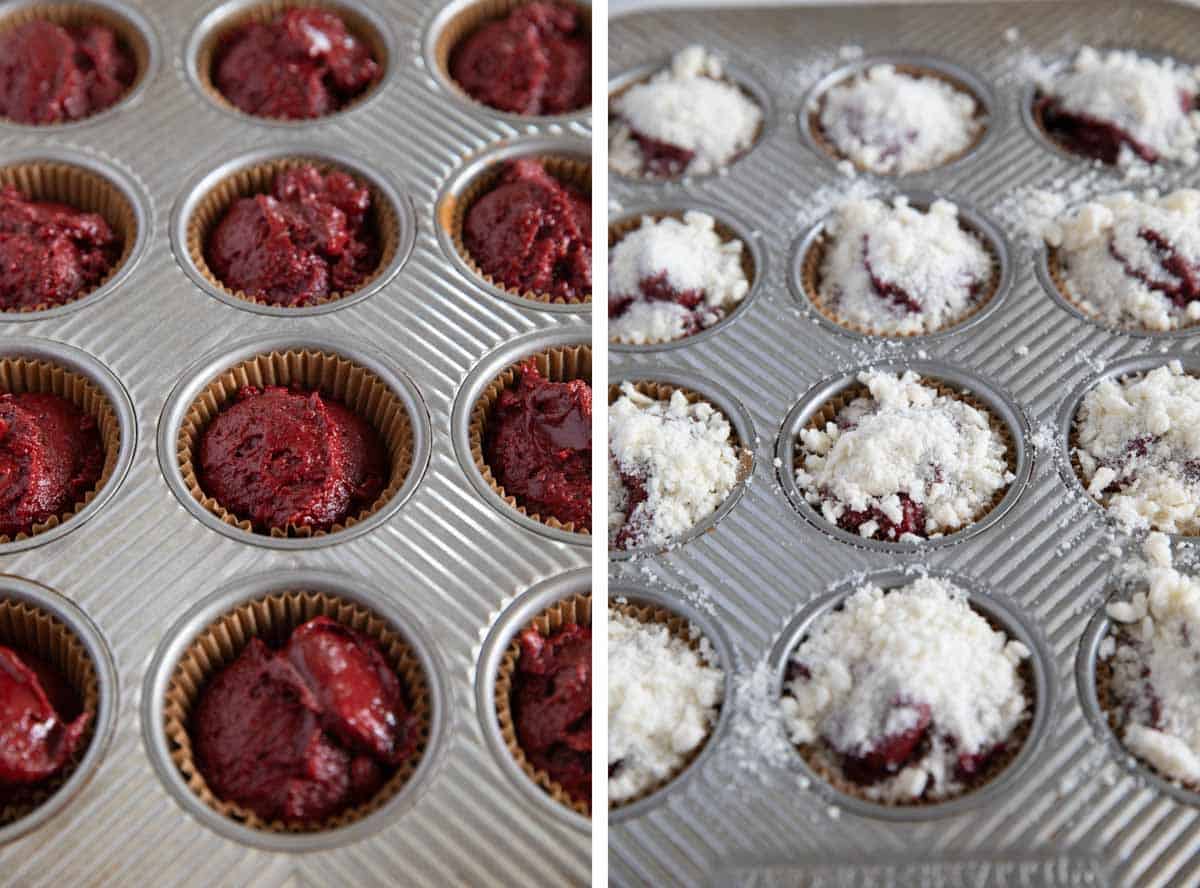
[0,20,134,125]
[193,616,418,823]
[0,185,122,311]
[214,9,378,120]
[1036,91,1198,165]
[513,622,591,807]
[0,645,89,788]
[464,159,591,301]
[198,385,386,533]
[450,3,589,116]
[206,165,379,307]
[0,393,104,538]
[485,362,591,530]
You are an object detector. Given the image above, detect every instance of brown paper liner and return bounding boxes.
[161,590,432,833]
[790,609,1035,806]
[802,211,1001,338]
[0,359,121,543]
[440,153,592,305]
[0,161,136,313]
[175,348,413,538]
[0,3,149,126]
[195,0,386,121]
[608,600,721,810]
[809,64,987,175]
[185,156,400,309]
[470,344,591,534]
[494,592,592,816]
[0,598,100,826]
[796,377,1016,536]
[608,211,754,345]
[433,0,591,114]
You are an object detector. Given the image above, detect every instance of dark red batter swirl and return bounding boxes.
[485,362,591,529]
[198,385,386,533]
[206,165,379,307]
[214,9,379,120]
[608,270,712,339]
[464,159,590,301]
[450,2,589,116]
[513,622,591,807]
[1036,90,1199,165]
[0,645,89,792]
[628,131,695,179]
[193,616,419,823]
[0,20,134,125]
[0,393,104,538]
[0,185,122,311]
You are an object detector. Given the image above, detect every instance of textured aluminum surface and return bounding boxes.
[0,0,590,884]
[609,3,1200,887]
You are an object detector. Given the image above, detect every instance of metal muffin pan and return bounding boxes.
[610,3,1200,887]
[0,0,589,883]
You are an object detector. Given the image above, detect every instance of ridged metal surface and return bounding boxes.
[0,0,590,884]
[608,3,1200,887]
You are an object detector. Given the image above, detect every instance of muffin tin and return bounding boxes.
[0,0,589,883]
[610,3,1200,886]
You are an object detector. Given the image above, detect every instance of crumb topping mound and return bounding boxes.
[1074,360,1200,534]
[608,383,740,550]
[610,46,762,179]
[608,610,723,803]
[1045,189,1200,331]
[781,577,1031,803]
[818,65,981,175]
[1036,47,1200,167]
[796,370,1014,541]
[609,211,749,345]
[818,197,993,336]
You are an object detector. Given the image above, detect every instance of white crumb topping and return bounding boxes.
[780,577,1030,802]
[609,383,740,550]
[1044,189,1200,331]
[610,211,749,345]
[818,65,982,175]
[610,45,763,178]
[1040,47,1200,167]
[818,196,993,336]
[795,370,1014,540]
[1074,360,1200,534]
[1103,534,1200,786]
[608,610,724,803]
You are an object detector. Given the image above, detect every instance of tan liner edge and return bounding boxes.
[0,359,121,544]
[440,153,592,305]
[185,155,400,309]
[470,344,592,534]
[494,592,593,817]
[175,348,414,538]
[0,599,100,826]
[608,211,754,346]
[0,3,150,127]
[433,0,592,115]
[195,0,387,121]
[802,211,1001,339]
[162,589,432,833]
[607,600,722,810]
[794,378,1016,537]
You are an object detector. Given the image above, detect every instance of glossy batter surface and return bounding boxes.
[0,645,89,789]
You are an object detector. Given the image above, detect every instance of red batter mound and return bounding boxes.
[450,2,589,116]
[0,645,89,788]
[193,616,419,823]
[214,9,379,120]
[206,165,379,307]
[0,186,122,311]
[198,385,386,533]
[0,393,104,538]
[485,362,591,529]
[0,20,134,125]
[513,622,591,807]
[463,159,591,301]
